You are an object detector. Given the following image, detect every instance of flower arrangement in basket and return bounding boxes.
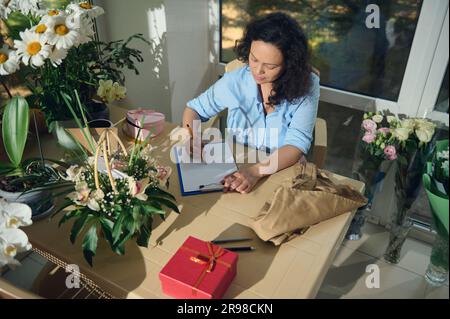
[0,0,150,130]
[47,94,179,266]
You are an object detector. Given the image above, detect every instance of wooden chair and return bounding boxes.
[203,59,327,168]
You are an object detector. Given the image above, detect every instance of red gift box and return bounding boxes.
[159,236,238,299]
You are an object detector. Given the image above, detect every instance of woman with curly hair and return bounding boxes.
[182,12,320,194]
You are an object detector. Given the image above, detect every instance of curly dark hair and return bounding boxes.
[235,12,312,106]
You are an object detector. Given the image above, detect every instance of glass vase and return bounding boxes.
[425,214,449,286]
[383,150,426,264]
[345,145,389,241]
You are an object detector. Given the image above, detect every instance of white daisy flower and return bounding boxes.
[30,22,49,36]
[0,0,13,20]
[0,44,20,75]
[49,47,68,67]
[44,14,80,50]
[75,19,95,46]
[66,2,104,19]
[6,0,41,17]
[14,30,52,68]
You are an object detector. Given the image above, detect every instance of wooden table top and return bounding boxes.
[20,106,364,299]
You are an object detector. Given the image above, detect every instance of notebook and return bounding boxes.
[174,142,238,196]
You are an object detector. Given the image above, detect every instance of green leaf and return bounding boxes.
[99,218,114,246]
[124,215,137,234]
[58,210,82,227]
[150,197,180,214]
[2,96,30,168]
[23,157,71,169]
[112,213,126,245]
[132,205,142,220]
[4,12,30,40]
[113,230,134,256]
[51,199,75,219]
[147,187,176,201]
[136,217,153,247]
[82,224,99,267]
[142,204,165,216]
[0,162,15,175]
[70,214,93,244]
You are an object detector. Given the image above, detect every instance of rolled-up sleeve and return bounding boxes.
[187,72,234,122]
[283,75,320,154]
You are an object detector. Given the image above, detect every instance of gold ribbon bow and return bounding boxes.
[181,242,231,296]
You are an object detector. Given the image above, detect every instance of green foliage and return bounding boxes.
[23,33,151,129]
[1,96,29,170]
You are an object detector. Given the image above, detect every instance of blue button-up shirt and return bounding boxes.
[187,65,320,154]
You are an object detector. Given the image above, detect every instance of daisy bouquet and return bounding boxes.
[0,0,149,130]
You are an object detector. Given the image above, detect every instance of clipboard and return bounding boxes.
[174,142,238,196]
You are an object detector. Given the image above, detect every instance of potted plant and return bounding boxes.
[0,1,150,133]
[0,96,60,217]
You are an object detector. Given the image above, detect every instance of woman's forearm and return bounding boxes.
[182,107,200,129]
[253,145,303,177]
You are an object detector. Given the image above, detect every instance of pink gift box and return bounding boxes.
[159,236,238,299]
[126,109,165,141]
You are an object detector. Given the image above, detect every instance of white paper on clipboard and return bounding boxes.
[174,142,238,194]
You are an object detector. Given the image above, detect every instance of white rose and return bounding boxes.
[394,127,411,141]
[372,114,383,123]
[386,116,396,123]
[415,119,436,131]
[415,128,434,143]
[401,119,415,130]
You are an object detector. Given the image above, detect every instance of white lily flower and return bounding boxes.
[0,228,32,267]
[97,80,127,104]
[63,165,85,182]
[14,30,52,68]
[44,14,80,50]
[87,189,104,211]
[0,200,32,266]
[68,181,91,206]
[0,200,32,229]
[128,177,150,201]
[0,44,20,76]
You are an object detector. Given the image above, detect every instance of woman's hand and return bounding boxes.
[222,165,262,194]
